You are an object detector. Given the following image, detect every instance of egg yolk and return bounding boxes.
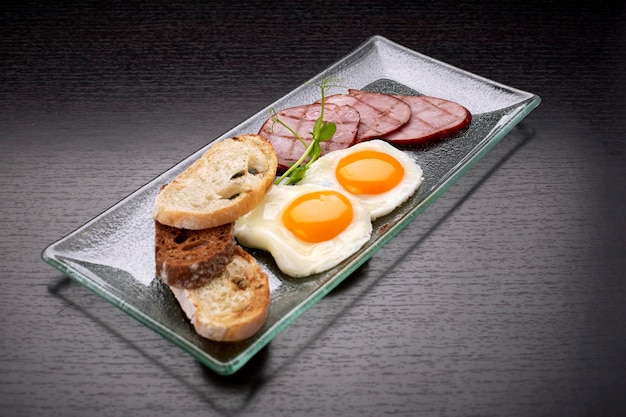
[335,150,405,195]
[282,190,354,243]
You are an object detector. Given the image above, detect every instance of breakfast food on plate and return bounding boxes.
[298,139,424,220]
[152,134,277,342]
[155,221,235,289]
[258,103,360,170]
[381,95,472,144]
[153,134,277,230]
[234,183,372,278]
[169,246,270,342]
[152,84,467,339]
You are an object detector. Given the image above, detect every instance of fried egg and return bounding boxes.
[299,139,423,220]
[234,183,372,277]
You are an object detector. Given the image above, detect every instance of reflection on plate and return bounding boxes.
[42,35,540,375]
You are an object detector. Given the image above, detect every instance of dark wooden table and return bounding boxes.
[2,1,625,416]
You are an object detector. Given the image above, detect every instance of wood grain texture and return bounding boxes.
[2,1,626,416]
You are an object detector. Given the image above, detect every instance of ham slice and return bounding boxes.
[324,89,412,142]
[258,103,360,170]
[382,95,472,145]
[261,90,472,171]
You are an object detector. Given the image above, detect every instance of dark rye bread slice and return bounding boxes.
[155,221,236,289]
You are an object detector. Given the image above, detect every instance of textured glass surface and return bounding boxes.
[42,35,541,375]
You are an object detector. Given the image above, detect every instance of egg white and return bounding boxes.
[234,183,372,278]
[298,139,423,220]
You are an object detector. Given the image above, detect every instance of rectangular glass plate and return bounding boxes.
[42,35,541,375]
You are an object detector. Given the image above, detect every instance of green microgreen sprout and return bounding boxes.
[273,76,343,185]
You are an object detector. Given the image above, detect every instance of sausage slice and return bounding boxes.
[324,90,412,142]
[258,103,360,170]
[382,95,472,145]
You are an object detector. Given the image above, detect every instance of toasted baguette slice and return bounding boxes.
[153,134,277,230]
[155,221,235,289]
[169,246,270,342]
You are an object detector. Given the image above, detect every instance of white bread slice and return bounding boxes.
[168,246,270,342]
[153,134,277,230]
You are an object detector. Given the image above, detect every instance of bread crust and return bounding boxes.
[155,221,235,289]
[153,134,278,230]
[168,246,270,342]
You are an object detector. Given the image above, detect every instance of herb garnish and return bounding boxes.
[273,77,343,185]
